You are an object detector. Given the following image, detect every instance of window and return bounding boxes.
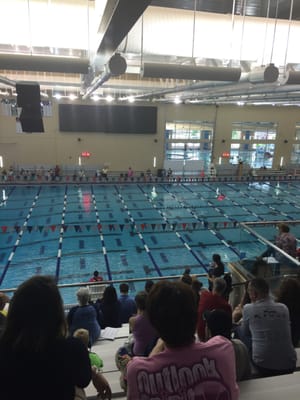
[230,122,277,168]
[291,123,300,163]
[165,121,213,168]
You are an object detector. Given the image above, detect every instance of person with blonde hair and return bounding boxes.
[68,287,101,345]
[73,329,112,400]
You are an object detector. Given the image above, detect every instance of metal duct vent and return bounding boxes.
[108,53,127,76]
[283,71,300,85]
[141,62,242,82]
[248,64,279,83]
[0,54,89,74]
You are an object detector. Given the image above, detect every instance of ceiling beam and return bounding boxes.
[97,0,152,61]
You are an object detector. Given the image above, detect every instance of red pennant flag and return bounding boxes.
[182,223,187,230]
[1,226,7,233]
[97,224,102,231]
[141,224,145,230]
[224,222,228,228]
[50,225,56,232]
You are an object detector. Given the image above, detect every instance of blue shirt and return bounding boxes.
[118,294,137,323]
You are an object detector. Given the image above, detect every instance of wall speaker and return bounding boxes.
[16,82,44,132]
[16,82,41,108]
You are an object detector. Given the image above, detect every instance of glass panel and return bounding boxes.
[165,121,214,167]
[294,123,300,141]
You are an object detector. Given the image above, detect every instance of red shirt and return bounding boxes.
[197,290,232,341]
[89,276,103,282]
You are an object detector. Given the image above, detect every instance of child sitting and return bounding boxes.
[73,329,111,399]
[73,328,103,370]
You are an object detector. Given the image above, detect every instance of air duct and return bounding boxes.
[0,54,89,74]
[82,53,127,99]
[141,62,242,82]
[282,70,300,84]
[247,64,279,83]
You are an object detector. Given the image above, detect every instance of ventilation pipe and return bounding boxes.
[141,62,242,82]
[82,53,127,99]
[247,63,279,83]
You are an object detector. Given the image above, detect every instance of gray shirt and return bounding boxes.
[240,297,296,371]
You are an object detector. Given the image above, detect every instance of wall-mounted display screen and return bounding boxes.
[59,104,157,134]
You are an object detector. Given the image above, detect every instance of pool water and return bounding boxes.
[1,181,300,303]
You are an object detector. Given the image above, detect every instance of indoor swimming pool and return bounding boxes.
[1,180,300,303]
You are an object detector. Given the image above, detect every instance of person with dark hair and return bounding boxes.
[89,270,103,282]
[96,285,122,328]
[118,283,137,324]
[208,253,225,291]
[129,291,158,356]
[276,277,300,347]
[180,267,193,285]
[144,279,154,293]
[260,223,297,263]
[238,278,296,377]
[204,309,251,381]
[67,287,101,345]
[0,276,92,400]
[197,277,232,341]
[126,281,239,400]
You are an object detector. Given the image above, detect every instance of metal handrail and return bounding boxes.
[0,273,209,295]
[240,221,300,267]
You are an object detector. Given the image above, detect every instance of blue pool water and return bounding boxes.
[1,181,300,303]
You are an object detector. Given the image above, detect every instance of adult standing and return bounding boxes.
[207,253,225,291]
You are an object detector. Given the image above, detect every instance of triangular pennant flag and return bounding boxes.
[1,226,7,233]
[86,225,91,231]
[192,222,197,230]
[62,225,68,232]
[214,222,218,229]
[151,223,156,230]
[204,221,208,228]
[172,223,177,230]
[50,225,56,232]
[15,226,20,233]
[162,224,166,230]
[74,225,81,232]
[38,226,44,232]
[97,224,102,231]
[27,226,33,233]
[182,223,187,230]
[141,223,145,231]
[119,224,125,231]
[109,224,114,231]
[224,222,228,228]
